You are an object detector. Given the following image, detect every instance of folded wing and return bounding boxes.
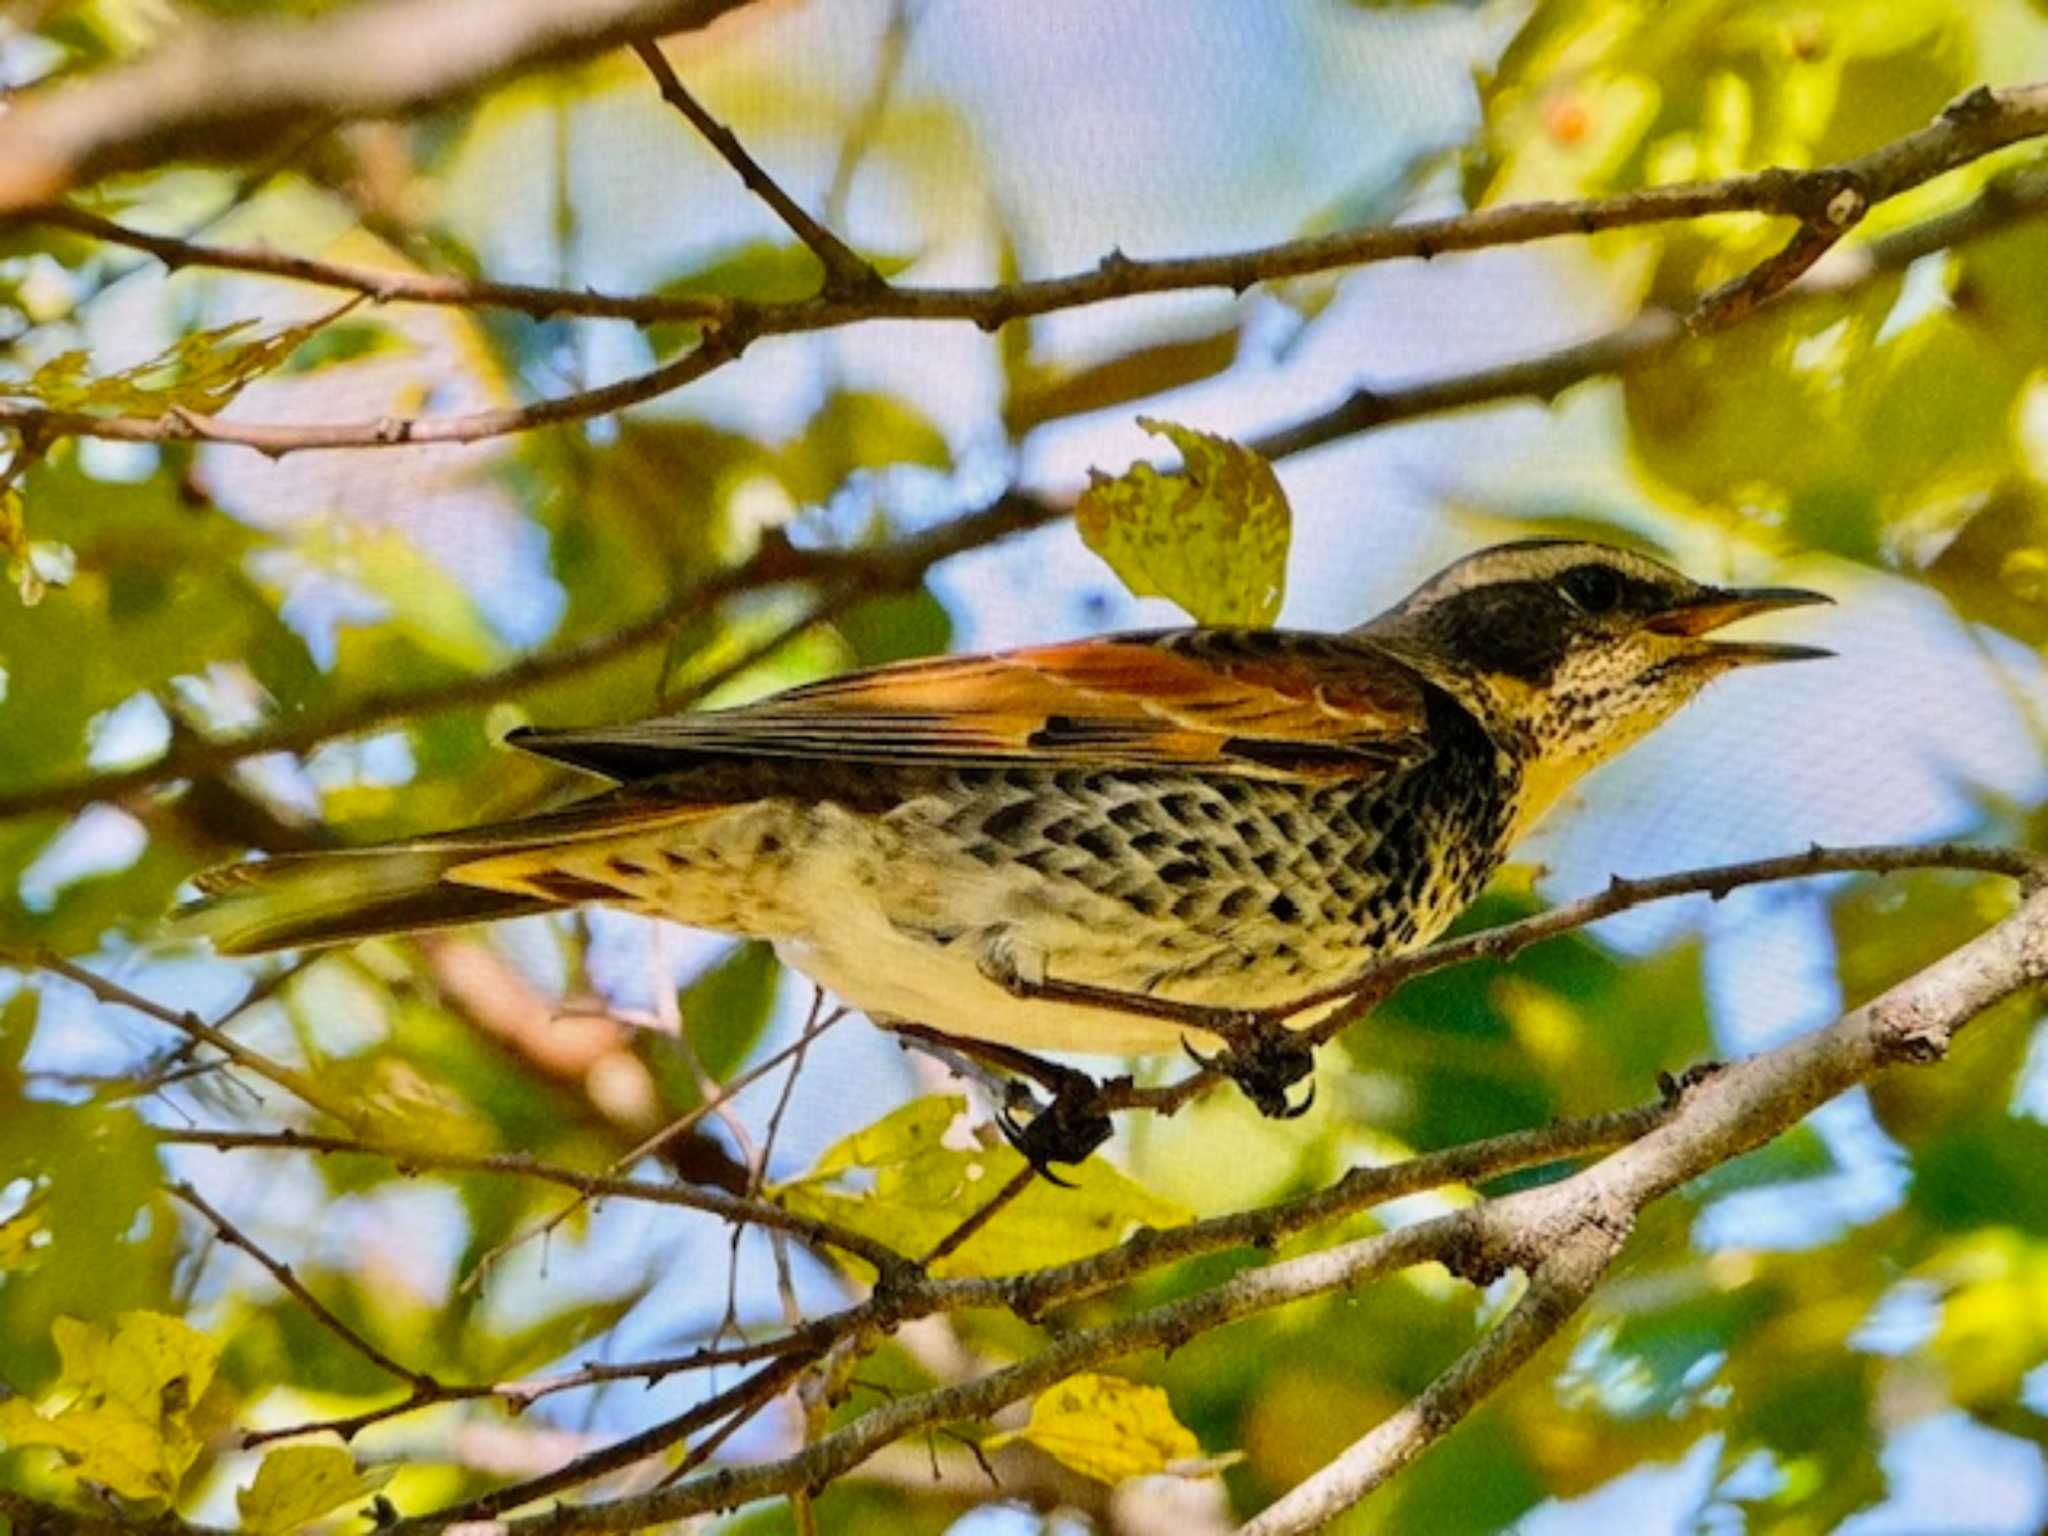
[509,629,1435,784]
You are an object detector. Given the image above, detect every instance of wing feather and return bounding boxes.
[510,630,1435,784]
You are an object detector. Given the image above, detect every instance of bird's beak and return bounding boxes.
[1645,585,1836,666]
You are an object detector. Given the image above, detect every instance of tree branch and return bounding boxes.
[1240,879,2048,1533]
[5,157,2045,835]
[1253,155,2048,461]
[0,0,763,209]
[0,492,1060,825]
[400,880,2048,1534]
[4,84,2046,457]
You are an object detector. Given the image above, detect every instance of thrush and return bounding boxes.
[176,539,1828,1149]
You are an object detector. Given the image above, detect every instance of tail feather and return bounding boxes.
[173,847,558,955]
[171,791,718,956]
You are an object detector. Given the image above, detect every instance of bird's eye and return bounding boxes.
[1559,563,1623,614]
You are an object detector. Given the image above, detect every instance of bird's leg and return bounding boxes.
[888,1022,1116,1186]
[973,944,1318,1122]
[1181,1027,1318,1121]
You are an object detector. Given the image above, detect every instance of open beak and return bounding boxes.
[1645,585,1836,666]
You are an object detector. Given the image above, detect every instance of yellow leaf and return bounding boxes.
[237,1444,396,1535]
[0,1207,45,1271]
[773,1097,1191,1279]
[0,303,359,418]
[0,1311,222,1502]
[1076,416,1290,625]
[0,488,31,604]
[985,1373,1205,1483]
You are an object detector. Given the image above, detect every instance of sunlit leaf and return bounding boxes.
[1077,416,1290,625]
[0,1206,46,1273]
[984,1372,1209,1483]
[1916,1229,2048,1408]
[0,1311,222,1502]
[774,1097,1192,1278]
[236,1443,395,1535]
[0,303,358,417]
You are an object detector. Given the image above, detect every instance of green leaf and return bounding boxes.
[0,1311,222,1502]
[237,1443,395,1534]
[836,584,951,668]
[0,1098,174,1346]
[1076,416,1290,625]
[0,448,318,815]
[774,1097,1192,1278]
[0,303,358,417]
[984,1373,1206,1483]
[639,940,783,1114]
[0,985,35,1079]
[778,390,951,506]
[279,321,405,374]
[647,243,912,355]
[1002,326,1241,437]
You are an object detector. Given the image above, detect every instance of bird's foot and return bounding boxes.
[890,1021,1116,1186]
[997,1075,1115,1188]
[1185,1022,1318,1120]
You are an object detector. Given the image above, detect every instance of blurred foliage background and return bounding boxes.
[4,0,2048,1532]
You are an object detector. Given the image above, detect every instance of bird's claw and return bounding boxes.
[1183,1028,1318,1119]
[998,1082,1114,1185]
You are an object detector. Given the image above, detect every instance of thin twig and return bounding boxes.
[168,1180,430,1389]
[14,949,370,1131]
[921,1163,1036,1270]
[460,1003,855,1291]
[420,1349,819,1524]
[632,39,880,296]
[163,1121,904,1275]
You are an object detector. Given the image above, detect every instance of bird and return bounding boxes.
[175,538,1829,1155]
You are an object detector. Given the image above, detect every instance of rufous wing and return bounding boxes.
[510,629,1435,784]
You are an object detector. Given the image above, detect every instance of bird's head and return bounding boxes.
[1360,539,1832,827]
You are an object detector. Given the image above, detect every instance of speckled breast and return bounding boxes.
[865,684,1521,1010]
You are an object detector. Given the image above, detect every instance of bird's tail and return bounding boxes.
[172,845,561,956]
[171,794,715,956]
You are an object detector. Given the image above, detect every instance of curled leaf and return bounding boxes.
[1077,416,1291,626]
